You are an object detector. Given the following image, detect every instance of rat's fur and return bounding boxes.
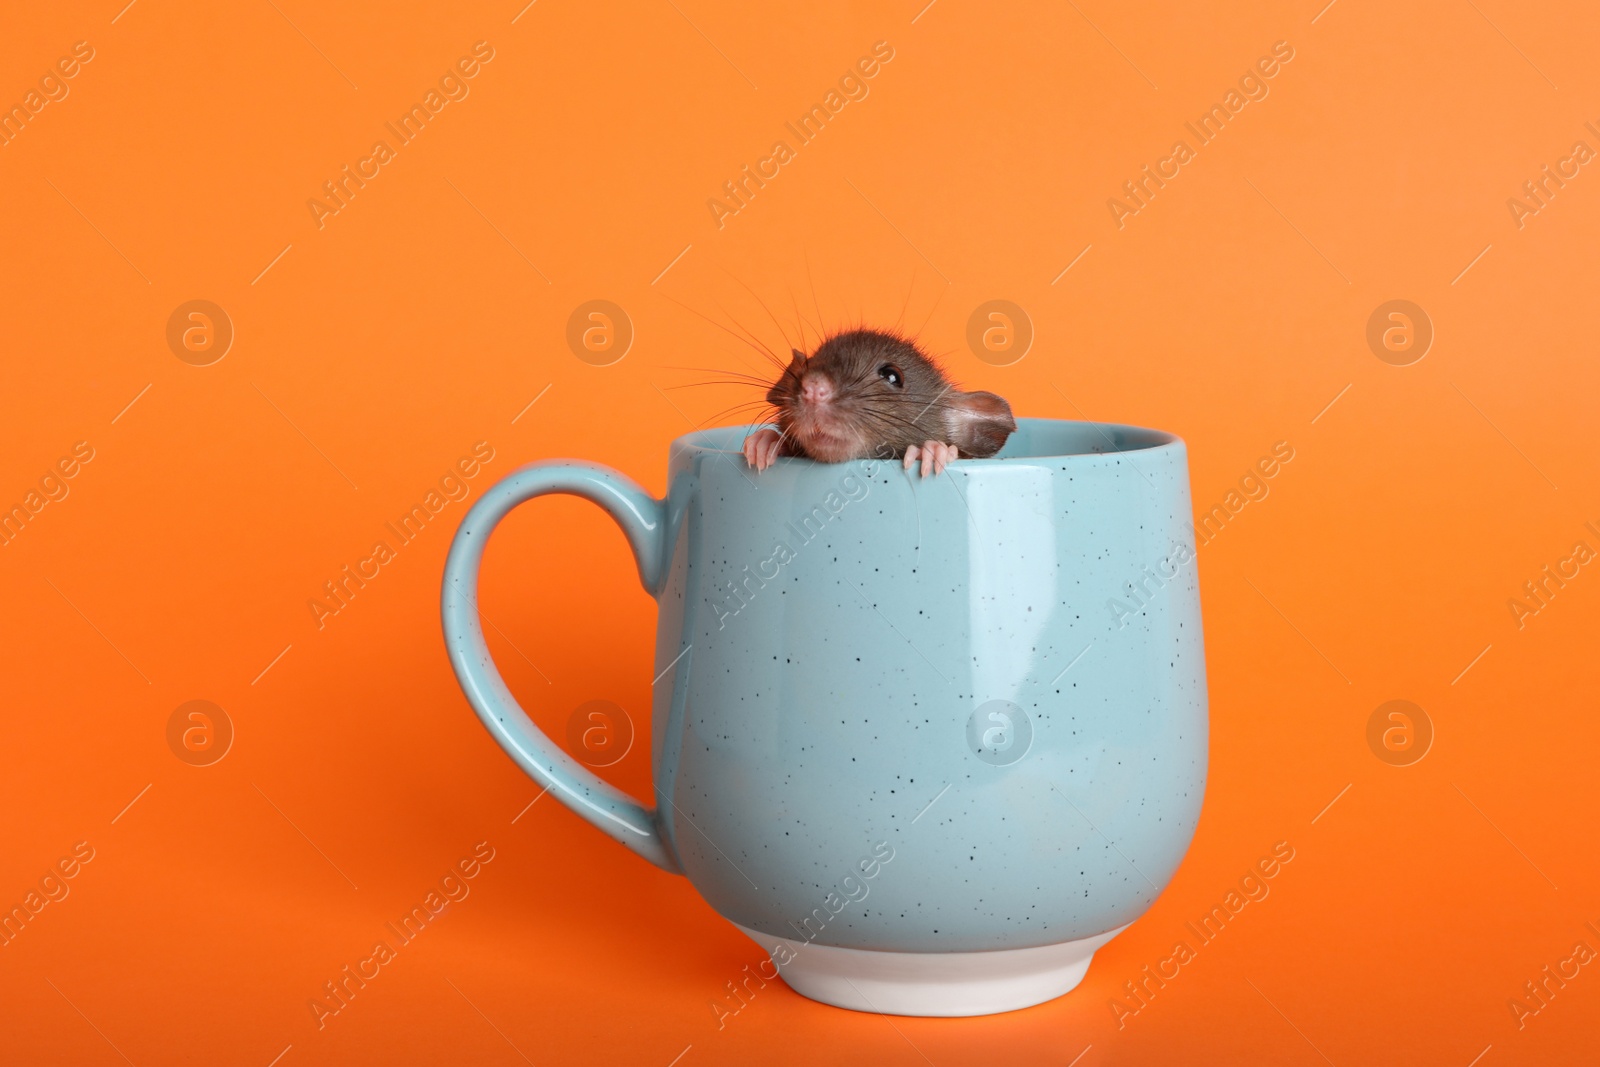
[757,329,1015,465]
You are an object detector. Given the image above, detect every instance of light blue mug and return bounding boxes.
[441,418,1208,1016]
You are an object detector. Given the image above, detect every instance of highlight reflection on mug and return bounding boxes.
[166,699,233,766]
[565,699,634,767]
[966,700,1033,766]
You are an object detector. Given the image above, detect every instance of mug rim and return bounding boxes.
[672,416,1183,466]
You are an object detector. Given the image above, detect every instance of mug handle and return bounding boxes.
[441,460,680,873]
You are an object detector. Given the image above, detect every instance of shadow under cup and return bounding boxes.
[443,418,1207,1016]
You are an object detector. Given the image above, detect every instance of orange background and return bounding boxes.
[3,1,1597,1063]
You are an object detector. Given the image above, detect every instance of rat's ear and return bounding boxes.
[947,391,1017,458]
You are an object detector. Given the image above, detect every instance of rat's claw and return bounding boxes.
[760,434,783,470]
[743,429,783,472]
[904,441,958,477]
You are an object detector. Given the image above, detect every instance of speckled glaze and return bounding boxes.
[443,418,1207,957]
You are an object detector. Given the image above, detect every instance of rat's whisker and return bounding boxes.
[660,364,775,383]
[856,412,927,441]
[665,379,776,391]
[709,297,785,369]
[788,288,817,355]
[716,396,784,422]
[846,408,918,437]
[657,293,776,372]
[724,269,797,355]
[805,251,828,344]
[851,402,939,439]
[914,277,946,338]
[703,400,778,427]
[893,265,917,333]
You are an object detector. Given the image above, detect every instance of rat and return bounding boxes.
[742,329,1016,477]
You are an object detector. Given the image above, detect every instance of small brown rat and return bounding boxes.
[742,329,1016,476]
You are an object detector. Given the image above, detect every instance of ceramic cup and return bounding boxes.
[441,418,1208,1016]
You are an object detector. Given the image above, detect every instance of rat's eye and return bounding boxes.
[878,364,904,388]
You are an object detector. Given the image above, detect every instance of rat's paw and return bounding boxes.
[743,429,784,472]
[903,440,959,477]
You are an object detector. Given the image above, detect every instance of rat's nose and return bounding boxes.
[799,374,834,406]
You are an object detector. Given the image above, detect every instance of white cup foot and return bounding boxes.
[732,922,1130,1017]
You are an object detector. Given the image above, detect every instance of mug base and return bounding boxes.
[731,922,1131,1017]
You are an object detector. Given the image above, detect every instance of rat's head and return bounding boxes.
[764,329,1015,462]
[765,329,951,462]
